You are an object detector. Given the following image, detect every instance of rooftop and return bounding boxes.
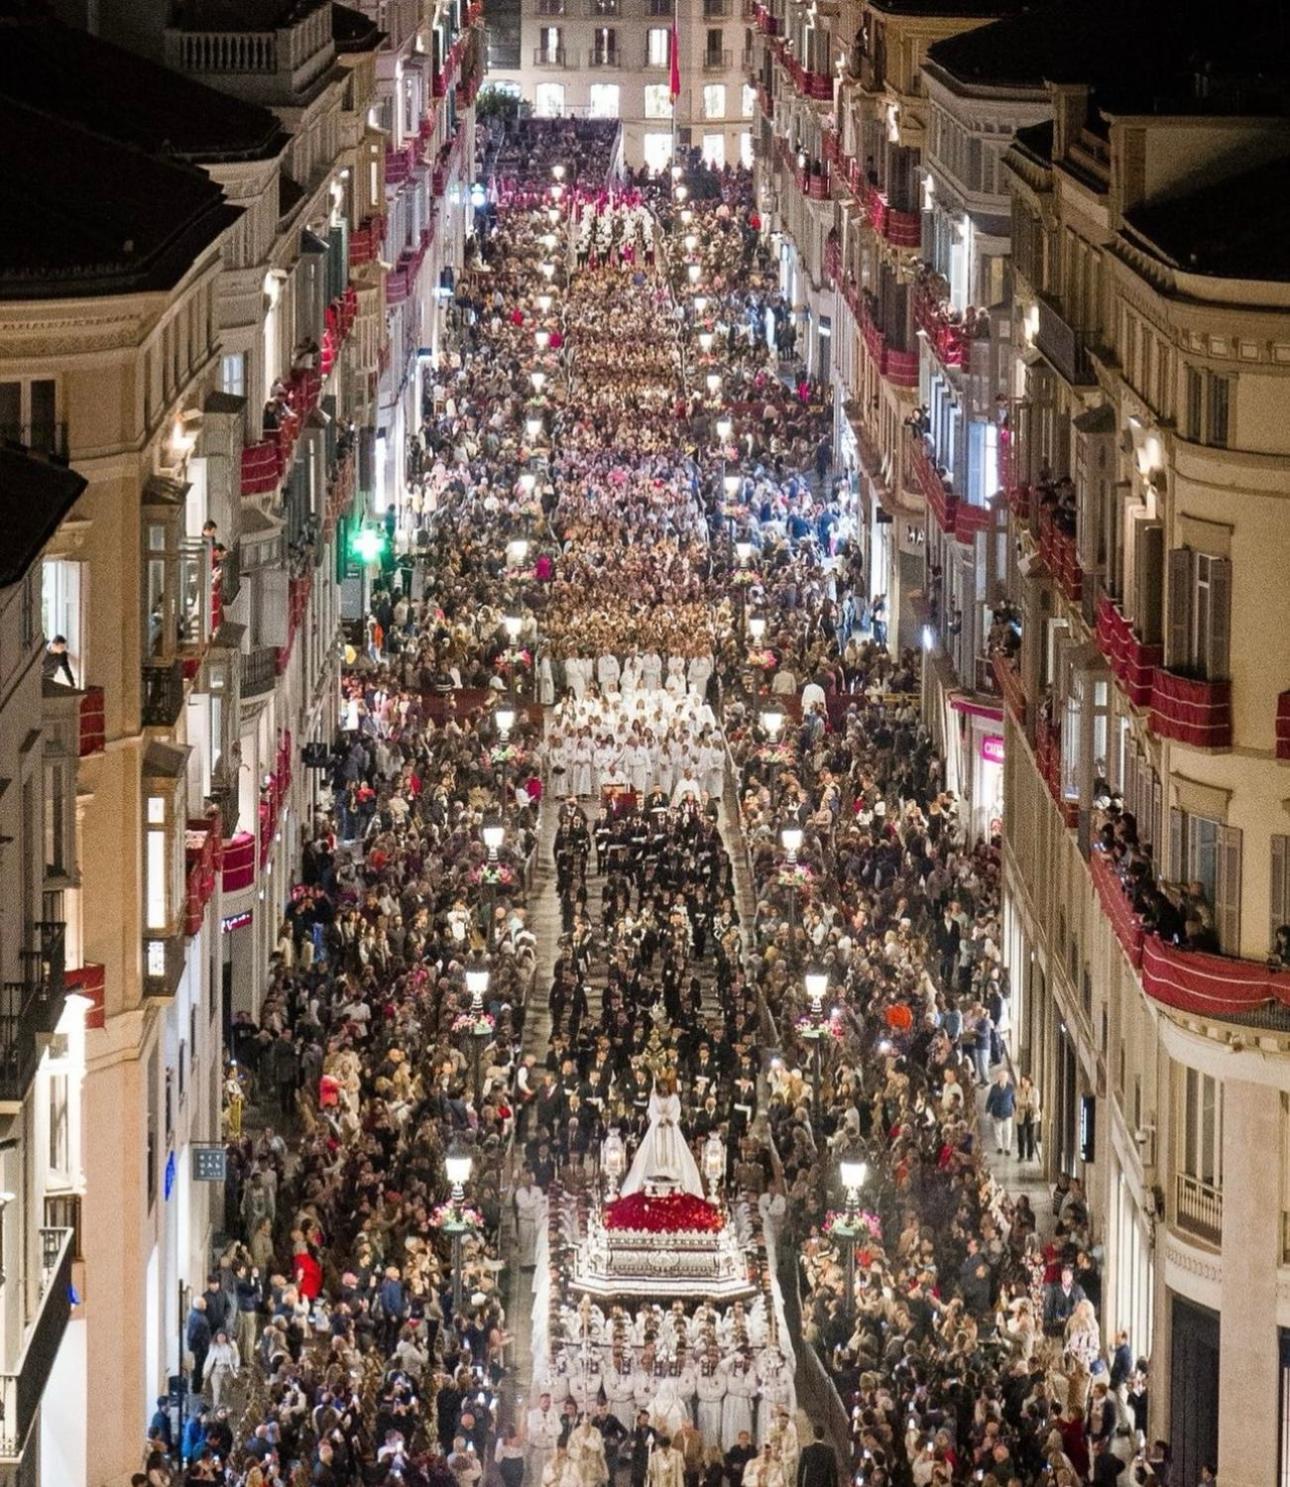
[0,448,87,586]
[926,0,1290,110]
[867,0,1028,16]
[0,3,287,163]
[1124,156,1290,282]
[0,97,240,298]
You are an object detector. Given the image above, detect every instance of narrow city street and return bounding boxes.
[200,122,1121,1487]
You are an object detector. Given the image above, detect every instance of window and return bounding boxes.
[0,377,59,455]
[1183,365,1232,448]
[705,25,723,59]
[48,1073,70,1176]
[644,83,673,119]
[42,559,85,687]
[44,756,75,882]
[588,83,620,118]
[1166,548,1231,680]
[1169,808,1241,952]
[539,25,562,60]
[1271,836,1290,952]
[534,82,565,117]
[647,26,669,66]
[591,25,617,62]
[741,82,755,117]
[740,131,754,169]
[702,132,726,168]
[220,352,246,401]
[643,131,674,173]
[1179,1066,1222,1189]
[703,83,726,118]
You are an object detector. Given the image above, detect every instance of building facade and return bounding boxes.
[1000,90,1290,1487]
[757,0,1290,1480]
[489,0,755,171]
[0,1,482,1480]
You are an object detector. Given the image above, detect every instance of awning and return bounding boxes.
[949,695,1003,723]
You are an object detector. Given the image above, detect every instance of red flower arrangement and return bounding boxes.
[884,1004,914,1033]
[603,1192,725,1233]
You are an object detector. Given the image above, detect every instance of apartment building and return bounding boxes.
[489,0,755,170]
[994,38,1290,1486]
[0,1,470,1476]
[749,0,1023,658]
[0,445,87,1487]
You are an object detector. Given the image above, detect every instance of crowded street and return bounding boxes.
[165,120,1147,1487]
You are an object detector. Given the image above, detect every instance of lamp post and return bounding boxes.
[804,966,828,1119]
[781,823,803,969]
[762,705,784,796]
[733,538,752,648]
[443,1141,475,1322]
[836,1153,869,1320]
[464,962,491,1105]
[482,817,505,950]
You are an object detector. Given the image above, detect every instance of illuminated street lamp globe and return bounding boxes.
[780,824,804,861]
[760,707,784,741]
[444,1141,473,1201]
[748,614,767,643]
[482,818,506,855]
[734,538,753,567]
[715,417,732,443]
[706,372,722,396]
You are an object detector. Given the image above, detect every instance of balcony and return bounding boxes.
[587,0,619,11]
[1035,716,1079,828]
[0,1227,75,1465]
[823,236,840,284]
[703,0,732,13]
[1035,295,1094,385]
[1149,669,1232,750]
[0,422,67,460]
[588,48,621,66]
[184,814,223,938]
[1174,1173,1222,1248]
[532,45,573,65]
[856,177,920,250]
[1036,506,1083,602]
[912,280,972,370]
[1278,690,1290,760]
[991,652,1027,724]
[0,923,66,1108]
[703,48,733,70]
[908,434,956,534]
[1094,594,1161,709]
[1089,849,1144,968]
[141,660,185,729]
[42,1196,82,1262]
[163,0,335,107]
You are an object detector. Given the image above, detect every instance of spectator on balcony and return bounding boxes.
[1269,923,1290,969]
[42,633,76,687]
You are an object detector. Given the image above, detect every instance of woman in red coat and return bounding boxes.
[292,1244,322,1301]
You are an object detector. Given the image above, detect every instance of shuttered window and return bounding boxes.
[1171,808,1242,953]
[1166,547,1232,679]
[1272,836,1290,952]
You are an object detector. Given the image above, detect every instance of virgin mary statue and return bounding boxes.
[620,1076,704,1197]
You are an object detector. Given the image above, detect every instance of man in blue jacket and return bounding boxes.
[984,1069,1016,1155]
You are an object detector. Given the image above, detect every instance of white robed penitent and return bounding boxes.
[620,1088,704,1198]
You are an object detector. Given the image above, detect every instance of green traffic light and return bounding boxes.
[351,526,386,564]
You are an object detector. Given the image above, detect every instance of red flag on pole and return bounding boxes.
[669,14,681,101]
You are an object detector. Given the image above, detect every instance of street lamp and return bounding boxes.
[715,416,732,444]
[804,967,829,1016]
[462,962,492,1104]
[537,293,553,313]
[506,537,531,568]
[734,538,752,648]
[552,164,566,182]
[535,330,551,350]
[687,262,701,283]
[693,294,706,313]
[444,1140,475,1320]
[706,371,722,396]
[761,707,784,742]
[495,703,516,739]
[780,824,803,861]
[482,817,505,949]
[525,416,543,442]
[518,473,537,497]
[698,330,713,354]
[530,370,547,394]
[540,261,556,280]
[748,614,766,645]
[702,1132,726,1201]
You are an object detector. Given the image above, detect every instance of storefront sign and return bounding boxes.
[981,735,1005,765]
[192,1146,228,1183]
[1080,1095,1097,1164]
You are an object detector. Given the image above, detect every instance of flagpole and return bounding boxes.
[670,0,680,168]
